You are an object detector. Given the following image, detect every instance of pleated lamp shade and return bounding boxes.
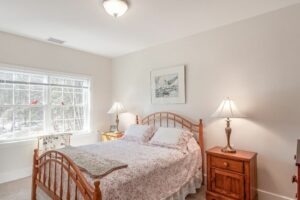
[108,102,126,114]
[212,97,245,118]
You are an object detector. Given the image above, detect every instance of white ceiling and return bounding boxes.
[0,0,299,58]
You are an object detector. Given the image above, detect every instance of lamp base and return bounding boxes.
[221,145,236,153]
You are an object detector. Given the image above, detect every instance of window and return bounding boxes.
[0,69,90,141]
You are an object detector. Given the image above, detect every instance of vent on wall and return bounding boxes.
[47,37,65,45]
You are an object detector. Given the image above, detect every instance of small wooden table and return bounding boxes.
[101,131,124,142]
[206,146,257,200]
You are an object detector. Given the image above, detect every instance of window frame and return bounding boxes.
[0,63,91,143]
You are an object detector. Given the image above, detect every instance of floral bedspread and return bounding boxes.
[38,139,202,200]
[83,139,201,200]
[57,146,128,179]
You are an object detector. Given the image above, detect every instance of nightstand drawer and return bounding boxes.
[211,156,244,173]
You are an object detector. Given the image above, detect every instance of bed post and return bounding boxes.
[93,181,102,200]
[31,149,38,200]
[199,119,205,186]
[136,115,139,124]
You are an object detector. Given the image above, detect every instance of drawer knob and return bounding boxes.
[295,155,297,160]
[223,162,229,167]
[292,175,298,183]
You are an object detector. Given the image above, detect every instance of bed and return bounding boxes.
[31,112,204,200]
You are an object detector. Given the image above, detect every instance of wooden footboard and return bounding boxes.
[31,149,102,200]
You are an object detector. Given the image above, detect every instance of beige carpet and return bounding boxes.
[0,177,205,200]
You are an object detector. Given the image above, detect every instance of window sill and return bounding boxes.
[0,131,95,149]
[0,138,36,149]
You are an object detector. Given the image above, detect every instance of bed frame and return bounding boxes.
[31,112,204,200]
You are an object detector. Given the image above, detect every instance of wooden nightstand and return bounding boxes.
[206,146,257,200]
[101,131,124,142]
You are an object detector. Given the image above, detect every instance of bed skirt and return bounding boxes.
[165,170,202,200]
[37,171,202,200]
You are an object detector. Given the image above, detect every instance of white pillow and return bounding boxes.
[123,124,155,143]
[149,127,193,149]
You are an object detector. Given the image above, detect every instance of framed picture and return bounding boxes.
[151,65,186,104]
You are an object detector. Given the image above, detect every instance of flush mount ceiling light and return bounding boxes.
[103,0,129,17]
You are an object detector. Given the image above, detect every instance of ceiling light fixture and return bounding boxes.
[103,0,128,17]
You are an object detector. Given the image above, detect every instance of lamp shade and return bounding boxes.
[212,97,245,118]
[108,102,126,114]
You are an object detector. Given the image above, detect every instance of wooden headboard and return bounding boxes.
[136,112,204,185]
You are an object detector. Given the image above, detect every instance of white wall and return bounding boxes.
[112,4,300,200]
[0,31,112,183]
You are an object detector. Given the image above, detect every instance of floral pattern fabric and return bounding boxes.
[39,139,202,200]
[83,139,202,200]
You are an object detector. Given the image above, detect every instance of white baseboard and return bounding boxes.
[0,167,32,184]
[257,189,294,200]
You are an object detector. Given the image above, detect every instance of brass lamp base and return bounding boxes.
[222,118,237,154]
[221,145,236,153]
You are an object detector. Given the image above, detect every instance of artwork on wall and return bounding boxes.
[151,65,186,104]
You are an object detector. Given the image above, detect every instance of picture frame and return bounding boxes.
[151,65,186,104]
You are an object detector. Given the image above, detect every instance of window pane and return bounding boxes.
[15,84,29,90]
[50,88,63,105]
[64,120,74,132]
[74,93,83,105]
[51,86,62,92]
[0,89,13,105]
[31,121,44,132]
[74,106,84,119]
[64,106,74,119]
[51,106,63,120]
[31,85,43,91]
[0,107,13,135]
[63,89,73,105]
[0,83,13,89]
[0,72,13,81]
[74,88,83,93]
[14,74,29,82]
[31,107,44,121]
[30,90,44,105]
[75,119,84,131]
[50,77,64,85]
[74,81,83,87]
[14,107,30,132]
[14,107,30,124]
[82,80,89,87]
[52,120,64,132]
[14,89,29,105]
[30,75,45,84]
[65,80,74,87]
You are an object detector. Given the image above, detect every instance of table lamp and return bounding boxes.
[108,102,126,132]
[212,97,245,153]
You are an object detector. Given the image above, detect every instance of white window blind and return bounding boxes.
[0,69,90,142]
